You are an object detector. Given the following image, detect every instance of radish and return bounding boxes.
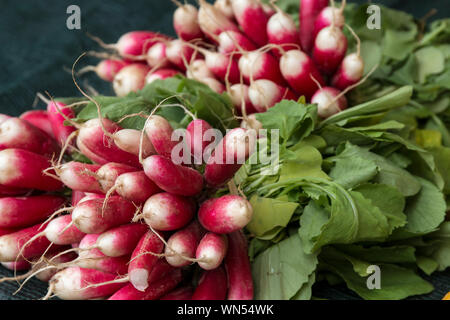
[76,136,110,165]
[108,171,161,203]
[214,0,234,20]
[186,59,216,80]
[0,184,28,196]
[231,0,269,47]
[129,230,165,291]
[218,30,257,56]
[192,267,228,300]
[311,86,348,118]
[173,2,203,41]
[20,110,54,138]
[229,84,258,115]
[113,128,156,158]
[198,195,253,234]
[262,3,276,17]
[166,39,195,71]
[0,114,11,124]
[225,230,253,300]
[201,78,226,94]
[204,128,256,187]
[71,191,86,206]
[0,195,65,228]
[312,25,348,75]
[146,42,171,68]
[113,64,150,97]
[35,250,77,283]
[77,118,141,167]
[75,254,130,276]
[43,215,86,245]
[58,162,102,193]
[238,50,286,85]
[46,101,77,146]
[186,119,214,164]
[0,222,57,262]
[145,69,180,84]
[313,3,346,40]
[165,221,204,268]
[48,267,126,300]
[143,155,204,197]
[71,196,136,234]
[248,79,297,112]
[96,223,148,257]
[0,227,19,237]
[109,269,182,300]
[0,149,63,191]
[279,49,326,99]
[1,260,31,271]
[96,162,137,192]
[198,0,240,41]
[142,192,196,231]
[299,0,329,53]
[78,59,131,82]
[160,286,194,300]
[267,5,301,56]
[196,233,228,270]
[144,115,178,159]
[0,117,60,157]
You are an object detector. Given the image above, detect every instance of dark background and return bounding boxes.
[0,0,449,300]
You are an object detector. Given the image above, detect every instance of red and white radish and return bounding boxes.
[200,78,226,94]
[142,192,195,231]
[20,110,54,138]
[312,25,348,75]
[214,0,235,20]
[145,68,180,84]
[311,86,348,118]
[186,59,216,80]
[238,50,285,85]
[196,233,228,270]
[143,155,204,197]
[78,59,131,82]
[109,171,161,203]
[58,162,102,193]
[44,215,86,245]
[299,0,329,53]
[113,64,150,97]
[192,267,228,300]
[229,84,258,115]
[113,128,156,158]
[96,223,148,257]
[173,3,203,41]
[267,6,301,56]
[198,0,240,41]
[1,260,31,271]
[248,79,297,112]
[96,162,137,192]
[218,30,257,56]
[144,115,178,159]
[185,119,214,164]
[46,101,77,146]
[146,42,171,68]
[166,39,195,71]
[231,0,269,47]
[313,4,346,39]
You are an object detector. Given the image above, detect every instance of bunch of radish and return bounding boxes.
[83,0,364,119]
[0,101,255,300]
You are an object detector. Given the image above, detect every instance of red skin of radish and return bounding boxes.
[0,117,60,157]
[50,266,127,300]
[114,171,161,203]
[204,128,255,187]
[142,192,196,231]
[160,286,194,300]
[144,115,178,159]
[146,68,180,84]
[192,267,228,300]
[95,59,131,82]
[0,184,28,196]
[173,4,203,41]
[0,149,63,191]
[76,254,130,276]
[225,230,253,300]
[72,196,136,234]
[128,230,165,292]
[46,101,77,146]
[143,155,204,197]
[44,215,86,245]
[239,51,286,85]
[196,233,228,270]
[311,86,348,118]
[0,227,19,237]
[147,259,175,285]
[1,260,31,271]
[96,162,138,193]
[198,0,240,41]
[165,221,204,268]
[203,51,240,84]
[249,79,297,112]
[146,42,170,68]
[166,40,195,71]
[71,191,86,206]
[113,64,151,97]
[77,118,141,168]
[218,30,257,57]
[0,222,63,262]
[231,0,269,47]
[20,110,54,138]
[114,31,168,58]
[267,10,301,57]
[312,26,348,75]
[109,269,182,300]
[280,49,326,100]
[59,162,102,194]
[313,6,345,40]
[332,53,365,90]
[186,119,214,165]
[0,195,65,228]
[229,84,258,115]
[77,138,110,165]
[96,223,148,257]
[299,0,329,53]
[198,195,253,234]
[34,249,77,282]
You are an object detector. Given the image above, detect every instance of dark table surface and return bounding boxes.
[0,0,449,300]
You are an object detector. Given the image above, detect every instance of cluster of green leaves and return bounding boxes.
[236,87,449,300]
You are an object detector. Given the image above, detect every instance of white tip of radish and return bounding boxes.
[146,43,169,68]
[0,149,21,185]
[267,11,297,35]
[114,129,155,158]
[0,236,17,262]
[52,268,83,300]
[248,79,281,112]
[198,0,238,37]
[201,78,225,93]
[238,51,263,79]
[227,197,253,230]
[225,128,256,163]
[315,26,347,52]
[320,7,345,29]
[214,0,235,19]
[113,64,150,97]
[279,50,309,78]
[174,4,201,37]
[342,53,364,81]
[186,59,215,80]
[129,269,149,292]
[165,240,190,268]
[229,84,249,107]
[311,87,347,118]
